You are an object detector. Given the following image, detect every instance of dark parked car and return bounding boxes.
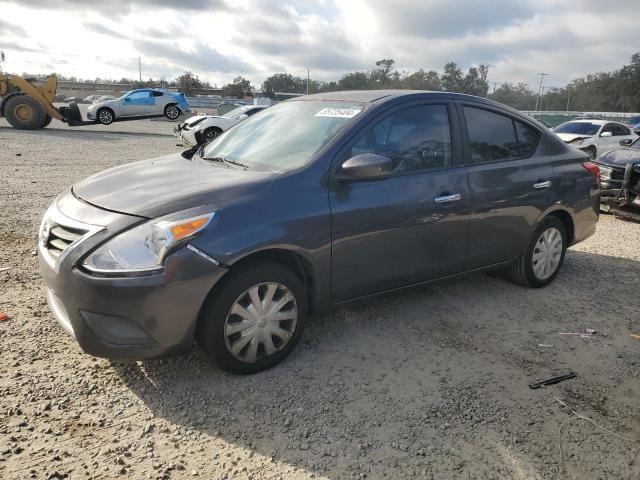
[38,91,600,373]
[594,136,640,219]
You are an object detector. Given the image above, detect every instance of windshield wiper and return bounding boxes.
[203,156,249,170]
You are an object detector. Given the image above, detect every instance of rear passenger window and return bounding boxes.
[350,104,452,173]
[463,107,540,162]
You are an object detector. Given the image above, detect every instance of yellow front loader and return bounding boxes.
[0,74,84,129]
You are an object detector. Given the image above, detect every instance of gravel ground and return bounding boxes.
[1,116,639,480]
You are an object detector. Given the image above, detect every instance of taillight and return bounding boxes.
[582,162,601,183]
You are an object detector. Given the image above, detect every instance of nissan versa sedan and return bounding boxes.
[39,91,600,374]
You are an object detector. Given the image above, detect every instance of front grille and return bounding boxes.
[45,223,88,259]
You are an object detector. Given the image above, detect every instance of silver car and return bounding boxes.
[87,88,190,125]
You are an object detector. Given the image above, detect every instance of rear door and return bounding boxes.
[329,100,470,301]
[458,103,552,269]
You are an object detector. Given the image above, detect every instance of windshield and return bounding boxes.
[202,100,365,171]
[554,122,600,135]
[222,106,250,119]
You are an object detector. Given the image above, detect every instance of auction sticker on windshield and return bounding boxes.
[315,108,362,118]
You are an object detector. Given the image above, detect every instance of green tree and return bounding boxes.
[262,73,306,97]
[222,76,253,98]
[338,71,370,90]
[175,71,203,95]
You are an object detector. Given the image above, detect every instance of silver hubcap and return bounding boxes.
[167,106,179,119]
[99,111,112,123]
[532,227,563,280]
[224,282,298,364]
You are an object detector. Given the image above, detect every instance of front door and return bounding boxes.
[120,91,155,117]
[329,102,470,302]
[459,104,554,268]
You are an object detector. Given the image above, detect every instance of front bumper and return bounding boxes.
[173,124,197,146]
[38,191,227,360]
[86,110,96,120]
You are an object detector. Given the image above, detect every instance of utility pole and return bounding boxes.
[306,68,310,96]
[566,87,571,112]
[492,81,500,93]
[534,72,548,111]
[138,57,142,83]
[0,51,4,73]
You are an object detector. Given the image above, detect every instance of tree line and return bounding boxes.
[46,52,640,112]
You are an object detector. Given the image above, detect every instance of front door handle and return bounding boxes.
[533,180,552,189]
[434,193,461,203]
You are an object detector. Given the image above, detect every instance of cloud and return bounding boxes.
[2,0,640,89]
[83,22,128,39]
[366,0,535,39]
[2,0,228,17]
[0,18,27,36]
[132,39,256,75]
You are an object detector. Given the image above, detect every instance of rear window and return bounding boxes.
[463,107,540,162]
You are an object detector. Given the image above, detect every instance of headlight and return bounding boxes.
[570,138,585,146]
[83,207,216,275]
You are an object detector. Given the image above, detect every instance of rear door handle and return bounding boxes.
[434,193,461,203]
[533,180,552,189]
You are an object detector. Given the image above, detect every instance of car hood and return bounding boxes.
[555,133,593,143]
[72,153,275,218]
[595,147,640,168]
[88,99,119,111]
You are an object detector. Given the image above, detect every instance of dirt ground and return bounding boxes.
[0,116,639,480]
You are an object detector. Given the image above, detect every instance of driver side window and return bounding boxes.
[349,104,452,173]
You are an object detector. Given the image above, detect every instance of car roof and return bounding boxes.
[290,89,527,112]
[563,119,617,125]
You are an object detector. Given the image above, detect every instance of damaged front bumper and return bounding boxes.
[597,161,640,218]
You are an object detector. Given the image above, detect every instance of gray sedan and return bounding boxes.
[39,90,599,374]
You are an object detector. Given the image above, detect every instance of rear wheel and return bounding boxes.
[196,261,307,374]
[42,115,52,128]
[164,104,181,120]
[506,216,567,288]
[4,95,46,130]
[586,146,597,160]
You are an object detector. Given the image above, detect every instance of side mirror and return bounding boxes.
[600,131,613,137]
[337,153,394,181]
[619,138,633,147]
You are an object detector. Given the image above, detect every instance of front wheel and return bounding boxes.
[506,216,567,288]
[201,127,222,144]
[97,108,114,125]
[164,104,181,120]
[585,146,597,160]
[196,262,308,374]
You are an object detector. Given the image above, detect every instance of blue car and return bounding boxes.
[87,88,189,125]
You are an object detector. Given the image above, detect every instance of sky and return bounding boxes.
[1,0,639,91]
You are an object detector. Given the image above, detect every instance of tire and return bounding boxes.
[97,108,114,125]
[164,104,181,120]
[4,95,46,130]
[196,261,308,374]
[201,127,222,144]
[586,146,597,160]
[42,115,52,128]
[506,216,567,288]
[67,102,82,123]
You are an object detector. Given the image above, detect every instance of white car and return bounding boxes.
[553,119,638,159]
[87,89,190,125]
[174,105,268,146]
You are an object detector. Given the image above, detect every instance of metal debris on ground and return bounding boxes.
[537,344,554,348]
[529,372,576,389]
